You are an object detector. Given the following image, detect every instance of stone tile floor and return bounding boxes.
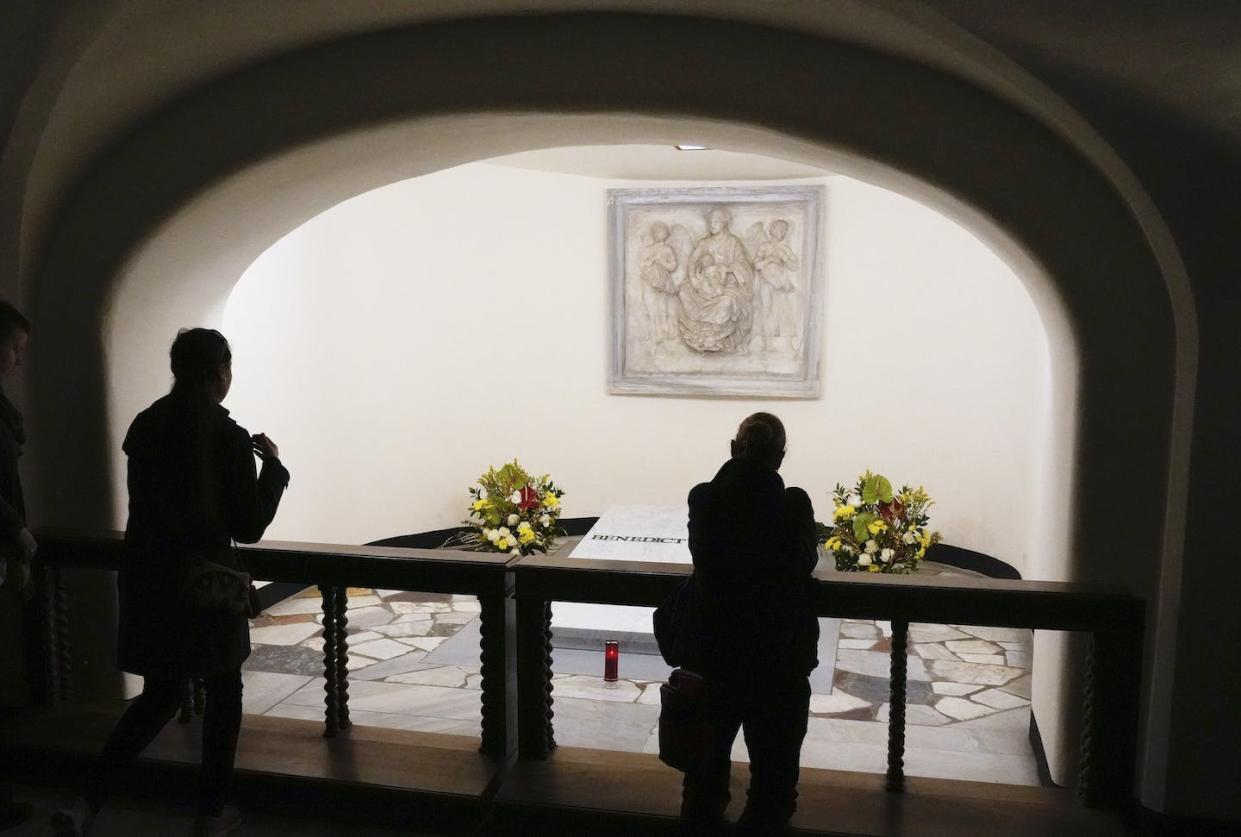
[242,579,1040,787]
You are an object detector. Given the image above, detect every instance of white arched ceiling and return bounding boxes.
[18,12,1187,803]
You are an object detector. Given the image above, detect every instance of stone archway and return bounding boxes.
[24,13,1184,792]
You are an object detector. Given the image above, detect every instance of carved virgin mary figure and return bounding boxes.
[677,207,755,353]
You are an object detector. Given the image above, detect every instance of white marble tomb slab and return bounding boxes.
[556,506,692,633]
[568,505,692,564]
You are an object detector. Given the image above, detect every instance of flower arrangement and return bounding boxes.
[452,460,565,556]
[823,471,940,574]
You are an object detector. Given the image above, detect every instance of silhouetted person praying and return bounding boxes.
[679,412,818,836]
[53,328,288,837]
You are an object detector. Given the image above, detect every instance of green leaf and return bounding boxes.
[862,474,893,504]
[853,511,877,542]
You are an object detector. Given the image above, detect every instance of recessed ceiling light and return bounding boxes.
[675,144,709,151]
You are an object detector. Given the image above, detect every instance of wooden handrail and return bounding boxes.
[31,528,518,755]
[507,553,1142,631]
[33,528,514,595]
[28,530,1145,813]
[509,553,1144,813]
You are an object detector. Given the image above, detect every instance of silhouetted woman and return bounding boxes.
[54,328,288,837]
[680,412,818,836]
[0,301,34,831]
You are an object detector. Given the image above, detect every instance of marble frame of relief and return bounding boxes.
[608,185,825,398]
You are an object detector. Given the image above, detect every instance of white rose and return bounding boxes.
[880,548,895,563]
[510,491,522,504]
[902,532,916,545]
[517,521,532,531]
[507,514,519,526]
[510,549,521,557]
[864,539,878,554]
[858,554,873,566]
[478,487,488,500]
[540,514,551,527]
[848,495,862,508]
[499,527,511,537]
[485,529,499,542]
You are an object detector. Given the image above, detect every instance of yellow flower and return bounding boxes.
[867,564,881,573]
[824,536,843,551]
[918,531,933,547]
[472,499,487,511]
[833,505,856,521]
[519,528,536,545]
[543,494,560,510]
[916,546,926,559]
[867,519,888,536]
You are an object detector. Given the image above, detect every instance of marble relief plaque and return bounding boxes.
[609,186,825,397]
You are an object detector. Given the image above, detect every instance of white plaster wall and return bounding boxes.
[216,161,1048,571]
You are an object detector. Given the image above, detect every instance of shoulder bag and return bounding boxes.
[658,667,716,773]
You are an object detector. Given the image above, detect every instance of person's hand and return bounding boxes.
[251,433,280,461]
[7,557,31,596]
[2,529,36,595]
[16,527,37,563]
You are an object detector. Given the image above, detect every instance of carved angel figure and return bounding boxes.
[747,218,801,351]
[638,221,685,346]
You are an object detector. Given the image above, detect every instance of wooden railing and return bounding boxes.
[31,530,1144,813]
[33,529,517,756]
[510,555,1145,811]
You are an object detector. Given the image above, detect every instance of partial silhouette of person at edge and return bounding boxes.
[53,328,289,837]
[679,412,818,836]
[0,301,35,832]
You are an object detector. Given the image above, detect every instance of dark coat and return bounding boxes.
[0,388,27,541]
[117,393,289,678]
[0,387,30,707]
[685,456,819,681]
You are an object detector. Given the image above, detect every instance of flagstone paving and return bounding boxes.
[240,565,1039,785]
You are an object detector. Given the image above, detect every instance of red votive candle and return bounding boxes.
[604,639,620,684]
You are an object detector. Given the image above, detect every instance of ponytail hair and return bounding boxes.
[733,412,786,464]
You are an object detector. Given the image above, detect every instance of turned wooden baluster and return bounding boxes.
[516,595,556,758]
[886,620,909,792]
[319,584,340,737]
[1078,637,1098,806]
[40,566,72,702]
[333,586,351,731]
[541,601,556,754]
[1079,630,1140,811]
[478,593,506,757]
[41,566,62,703]
[1102,626,1142,812]
[53,568,73,699]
